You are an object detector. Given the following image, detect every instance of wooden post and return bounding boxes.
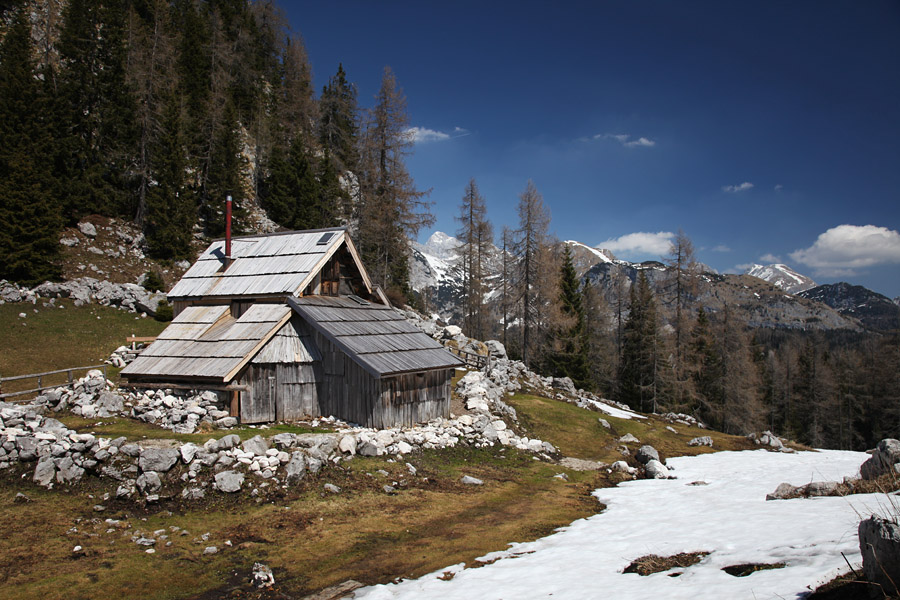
[68,370,73,386]
[38,375,42,393]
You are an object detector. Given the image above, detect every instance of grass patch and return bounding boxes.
[0,445,609,599]
[0,300,166,394]
[505,393,754,463]
[623,551,709,576]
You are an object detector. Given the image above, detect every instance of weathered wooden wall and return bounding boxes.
[376,370,452,429]
[239,362,323,423]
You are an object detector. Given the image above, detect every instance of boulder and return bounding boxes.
[242,435,269,456]
[860,439,900,480]
[339,435,357,455]
[460,475,483,485]
[611,460,636,475]
[644,459,670,479]
[179,443,198,464]
[484,340,508,359]
[213,434,240,452]
[635,445,660,465]
[551,377,577,395]
[284,452,306,485]
[442,325,463,339]
[55,457,84,484]
[138,448,180,473]
[33,456,56,487]
[618,433,640,444]
[766,482,799,501]
[136,471,162,494]
[96,392,124,414]
[215,470,244,493]
[324,483,341,494]
[804,481,840,497]
[688,436,714,447]
[78,221,97,237]
[859,516,900,598]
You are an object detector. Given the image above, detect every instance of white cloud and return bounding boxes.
[789,224,900,276]
[624,137,656,148]
[599,231,675,257]
[712,244,732,253]
[405,127,451,143]
[722,182,754,193]
[774,184,783,191]
[759,253,781,263]
[593,133,656,148]
[405,126,471,144]
[732,263,755,273]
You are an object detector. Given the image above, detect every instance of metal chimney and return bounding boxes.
[224,195,232,269]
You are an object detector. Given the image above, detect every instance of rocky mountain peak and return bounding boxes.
[745,263,816,294]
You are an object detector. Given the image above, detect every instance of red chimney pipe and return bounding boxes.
[225,195,232,269]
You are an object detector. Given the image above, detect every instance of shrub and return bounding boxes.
[143,270,166,293]
[154,299,173,322]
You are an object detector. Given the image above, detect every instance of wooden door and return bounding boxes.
[241,364,276,423]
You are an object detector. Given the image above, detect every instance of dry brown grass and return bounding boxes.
[623,551,709,576]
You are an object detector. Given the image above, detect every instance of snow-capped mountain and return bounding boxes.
[744,264,816,294]
[410,232,859,332]
[798,282,900,331]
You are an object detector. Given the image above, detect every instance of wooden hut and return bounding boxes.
[122,228,463,427]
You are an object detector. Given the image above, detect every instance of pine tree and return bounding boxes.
[56,0,136,219]
[144,95,195,260]
[514,180,551,367]
[0,9,62,284]
[619,271,665,412]
[202,99,246,236]
[547,244,590,389]
[664,230,699,405]
[357,67,433,297]
[454,178,493,339]
[583,280,616,394]
[319,63,359,174]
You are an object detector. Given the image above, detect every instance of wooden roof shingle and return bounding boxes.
[288,296,464,378]
[122,304,292,381]
[168,228,364,300]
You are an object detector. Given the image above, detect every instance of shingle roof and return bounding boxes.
[168,228,352,299]
[121,304,291,381]
[288,296,464,378]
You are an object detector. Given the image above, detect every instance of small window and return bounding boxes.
[347,294,370,305]
[316,232,335,245]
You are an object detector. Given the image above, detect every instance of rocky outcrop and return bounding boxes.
[860,439,900,480]
[859,516,900,598]
[0,277,165,316]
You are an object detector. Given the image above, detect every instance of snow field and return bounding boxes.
[353,449,889,600]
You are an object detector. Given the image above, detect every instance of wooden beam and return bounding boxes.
[222,311,293,382]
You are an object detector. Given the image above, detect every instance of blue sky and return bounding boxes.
[286,1,900,298]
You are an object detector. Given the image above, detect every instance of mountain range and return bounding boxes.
[410,232,899,333]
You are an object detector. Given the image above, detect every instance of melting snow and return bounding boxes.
[354,449,884,600]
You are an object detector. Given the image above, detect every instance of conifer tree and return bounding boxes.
[455,178,493,339]
[202,100,246,236]
[547,244,590,389]
[619,271,665,412]
[0,9,61,283]
[513,180,551,367]
[145,95,194,260]
[56,0,136,219]
[357,67,432,297]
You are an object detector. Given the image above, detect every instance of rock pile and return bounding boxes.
[0,277,166,317]
[747,430,793,452]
